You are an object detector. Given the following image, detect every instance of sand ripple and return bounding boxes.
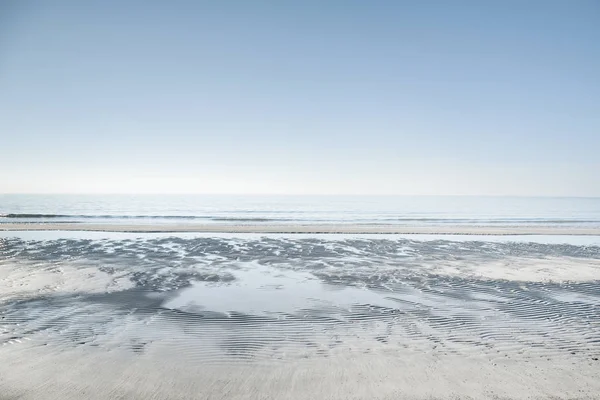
[1,236,599,399]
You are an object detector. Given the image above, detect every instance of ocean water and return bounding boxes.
[1,194,600,227]
[1,196,600,398]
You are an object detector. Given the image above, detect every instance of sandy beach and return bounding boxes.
[2,340,598,400]
[1,233,599,399]
[2,222,600,235]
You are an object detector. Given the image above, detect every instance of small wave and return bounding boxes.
[0,213,293,222]
[1,213,210,220]
[209,217,291,222]
[2,213,599,226]
[2,213,74,218]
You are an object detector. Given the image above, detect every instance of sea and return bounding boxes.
[1,194,600,227]
[1,195,600,399]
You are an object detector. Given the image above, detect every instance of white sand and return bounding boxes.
[426,256,600,282]
[2,222,600,235]
[0,260,133,303]
[0,339,598,400]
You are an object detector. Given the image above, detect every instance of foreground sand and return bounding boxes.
[1,341,598,400]
[2,222,600,235]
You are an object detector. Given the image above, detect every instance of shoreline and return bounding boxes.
[2,222,600,235]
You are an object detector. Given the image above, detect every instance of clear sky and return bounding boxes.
[0,0,598,196]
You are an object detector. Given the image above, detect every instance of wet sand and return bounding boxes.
[2,222,600,235]
[1,235,599,399]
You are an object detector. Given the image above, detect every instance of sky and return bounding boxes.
[0,0,598,196]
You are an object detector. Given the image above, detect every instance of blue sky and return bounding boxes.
[1,1,598,195]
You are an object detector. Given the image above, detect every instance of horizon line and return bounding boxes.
[1,193,599,199]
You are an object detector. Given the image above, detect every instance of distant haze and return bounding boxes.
[0,1,598,196]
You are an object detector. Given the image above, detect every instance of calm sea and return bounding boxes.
[1,194,600,227]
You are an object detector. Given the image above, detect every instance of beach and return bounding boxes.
[1,231,599,399]
[2,196,600,399]
[2,340,598,399]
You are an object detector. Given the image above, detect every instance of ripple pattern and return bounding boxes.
[1,236,599,373]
